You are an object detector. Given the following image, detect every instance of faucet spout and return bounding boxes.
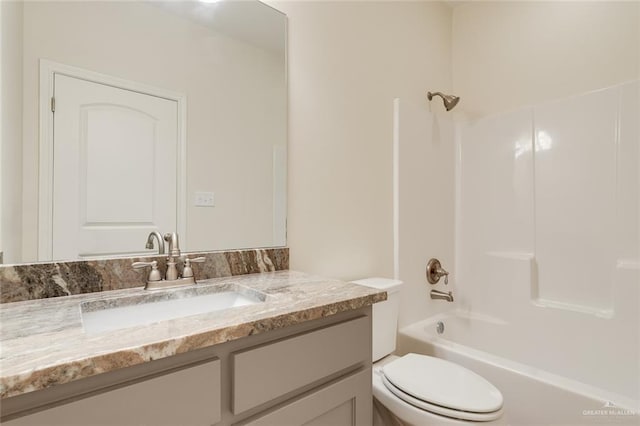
[430,289,454,302]
[145,231,165,255]
[163,232,181,258]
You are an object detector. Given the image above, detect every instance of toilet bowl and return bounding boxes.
[351,278,506,426]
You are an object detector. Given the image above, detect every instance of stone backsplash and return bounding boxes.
[0,248,289,303]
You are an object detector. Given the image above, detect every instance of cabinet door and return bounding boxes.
[5,359,221,426]
[241,369,372,426]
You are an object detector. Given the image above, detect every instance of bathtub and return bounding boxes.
[396,313,639,425]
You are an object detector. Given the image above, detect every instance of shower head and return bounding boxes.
[427,91,460,111]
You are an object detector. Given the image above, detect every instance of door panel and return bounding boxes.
[82,105,156,224]
[53,74,178,259]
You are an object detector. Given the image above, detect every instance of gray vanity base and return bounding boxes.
[2,307,373,426]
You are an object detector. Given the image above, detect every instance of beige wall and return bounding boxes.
[395,103,456,327]
[273,1,453,280]
[1,1,24,264]
[16,2,285,261]
[452,1,640,118]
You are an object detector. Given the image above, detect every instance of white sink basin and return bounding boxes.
[81,286,265,334]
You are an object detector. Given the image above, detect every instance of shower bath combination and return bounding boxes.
[427,91,460,111]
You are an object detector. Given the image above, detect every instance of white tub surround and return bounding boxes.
[455,81,639,405]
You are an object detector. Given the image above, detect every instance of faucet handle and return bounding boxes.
[132,260,154,269]
[438,268,449,285]
[426,258,449,285]
[132,260,162,282]
[182,256,206,278]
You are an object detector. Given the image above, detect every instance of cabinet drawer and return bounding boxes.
[5,359,222,426]
[233,316,370,414]
[240,368,372,426]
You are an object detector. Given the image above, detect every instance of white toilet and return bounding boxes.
[351,278,505,426]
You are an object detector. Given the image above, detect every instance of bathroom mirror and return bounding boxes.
[0,0,287,264]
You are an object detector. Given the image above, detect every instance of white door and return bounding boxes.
[52,74,178,259]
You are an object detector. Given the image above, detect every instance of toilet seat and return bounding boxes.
[380,354,504,422]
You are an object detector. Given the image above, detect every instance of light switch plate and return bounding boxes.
[195,192,215,207]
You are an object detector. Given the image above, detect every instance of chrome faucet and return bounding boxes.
[145,231,165,255]
[430,289,454,302]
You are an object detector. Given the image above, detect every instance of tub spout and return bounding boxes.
[430,289,454,302]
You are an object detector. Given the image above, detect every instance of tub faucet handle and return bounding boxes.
[426,258,449,285]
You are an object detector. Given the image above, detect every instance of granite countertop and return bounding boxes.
[0,270,386,399]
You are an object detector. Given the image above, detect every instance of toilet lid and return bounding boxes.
[381,374,504,422]
[382,354,503,415]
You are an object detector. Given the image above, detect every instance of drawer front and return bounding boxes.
[5,359,222,426]
[232,316,370,414]
[239,368,372,426]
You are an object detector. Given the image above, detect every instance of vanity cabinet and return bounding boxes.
[2,308,373,426]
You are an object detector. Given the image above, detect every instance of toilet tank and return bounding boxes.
[350,278,403,362]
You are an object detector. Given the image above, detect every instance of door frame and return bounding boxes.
[38,59,187,260]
